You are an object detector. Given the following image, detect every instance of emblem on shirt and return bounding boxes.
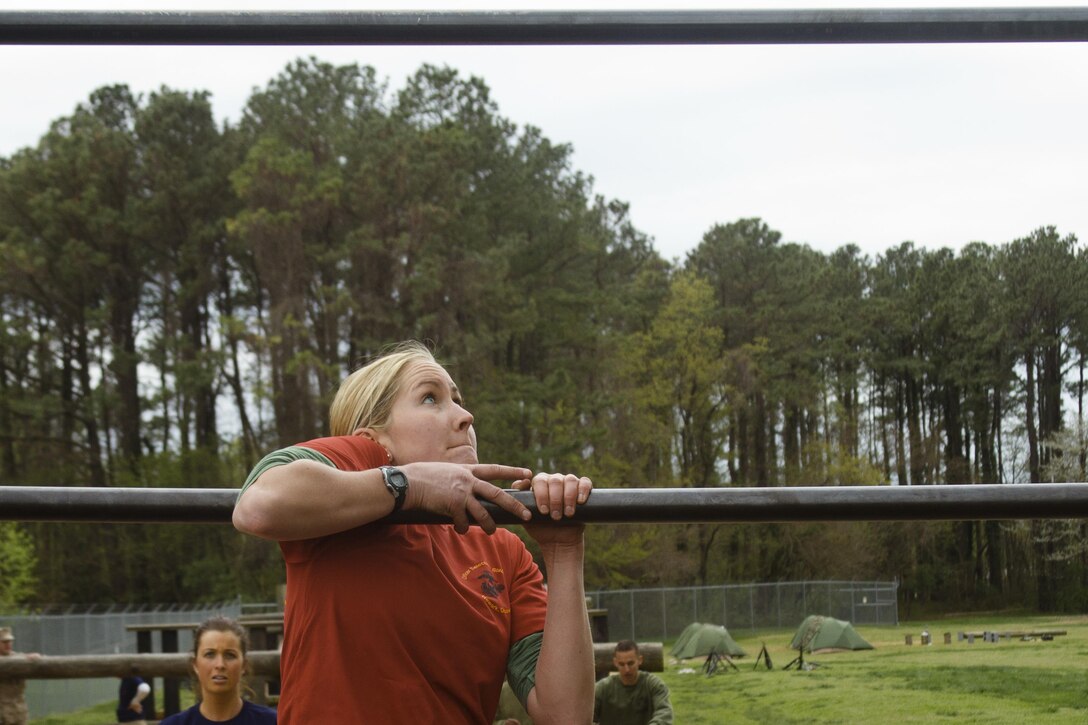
[462,561,510,615]
[477,570,505,598]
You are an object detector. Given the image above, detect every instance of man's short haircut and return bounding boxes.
[614,639,640,655]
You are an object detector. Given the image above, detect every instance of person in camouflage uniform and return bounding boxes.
[0,627,40,725]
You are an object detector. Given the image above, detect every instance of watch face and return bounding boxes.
[383,466,408,512]
[388,469,407,488]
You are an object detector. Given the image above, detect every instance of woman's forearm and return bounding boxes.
[232,460,394,541]
[527,537,594,725]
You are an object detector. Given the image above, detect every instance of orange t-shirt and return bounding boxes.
[274,436,548,724]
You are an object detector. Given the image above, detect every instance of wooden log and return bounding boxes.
[958,629,1066,639]
[0,646,661,679]
[0,651,280,679]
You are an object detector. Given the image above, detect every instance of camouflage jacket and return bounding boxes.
[0,653,28,725]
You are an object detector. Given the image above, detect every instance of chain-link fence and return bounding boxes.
[588,580,897,643]
[1,600,242,720]
[4,583,894,718]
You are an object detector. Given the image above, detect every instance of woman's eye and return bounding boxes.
[422,393,436,404]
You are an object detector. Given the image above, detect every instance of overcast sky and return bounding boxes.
[2,0,1086,262]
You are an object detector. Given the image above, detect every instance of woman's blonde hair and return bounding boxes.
[330,341,438,436]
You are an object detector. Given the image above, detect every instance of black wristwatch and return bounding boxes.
[379,466,408,512]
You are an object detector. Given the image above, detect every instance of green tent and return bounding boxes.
[789,615,874,653]
[670,623,747,658]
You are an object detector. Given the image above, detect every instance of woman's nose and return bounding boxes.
[455,404,474,430]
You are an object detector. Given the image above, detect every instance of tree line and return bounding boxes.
[1,57,1086,614]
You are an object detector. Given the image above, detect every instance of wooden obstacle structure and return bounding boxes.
[958,629,1067,643]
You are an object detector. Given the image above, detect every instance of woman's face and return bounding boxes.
[193,629,244,699]
[374,360,477,465]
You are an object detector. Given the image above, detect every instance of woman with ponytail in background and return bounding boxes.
[159,616,276,725]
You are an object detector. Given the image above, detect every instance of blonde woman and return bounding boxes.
[234,341,594,724]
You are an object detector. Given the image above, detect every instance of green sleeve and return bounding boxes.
[506,631,543,708]
[647,673,673,725]
[237,446,335,501]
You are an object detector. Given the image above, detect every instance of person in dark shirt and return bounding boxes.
[159,616,276,725]
[116,674,151,723]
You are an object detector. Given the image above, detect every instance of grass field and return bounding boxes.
[29,689,197,725]
[663,614,1088,724]
[30,615,1088,724]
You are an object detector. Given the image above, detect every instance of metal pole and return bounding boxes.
[2,8,1088,46]
[0,645,659,679]
[2,483,1088,524]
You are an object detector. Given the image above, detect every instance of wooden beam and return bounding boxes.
[0,652,279,679]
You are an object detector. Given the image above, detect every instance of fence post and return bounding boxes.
[161,628,180,715]
[661,589,666,641]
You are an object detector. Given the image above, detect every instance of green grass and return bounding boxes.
[30,688,197,725]
[663,615,1088,724]
[29,700,118,725]
[32,615,1088,724]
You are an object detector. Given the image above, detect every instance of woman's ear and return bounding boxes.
[354,428,394,464]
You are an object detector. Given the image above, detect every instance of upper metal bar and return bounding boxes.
[1,8,1087,46]
[2,484,1086,525]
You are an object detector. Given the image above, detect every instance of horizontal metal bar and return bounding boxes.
[1,8,1087,46]
[0,643,657,679]
[2,483,1087,525]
